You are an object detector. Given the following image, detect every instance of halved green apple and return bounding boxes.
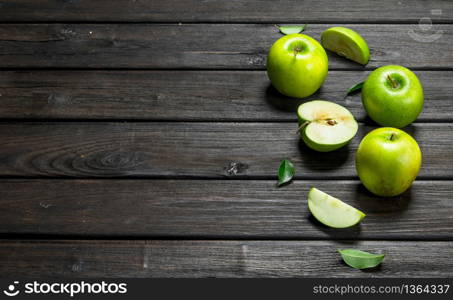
[308,188,365,228]
[297,100,358,152]
[321,27,370,65]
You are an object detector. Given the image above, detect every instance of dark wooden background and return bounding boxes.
[0,0,452,277]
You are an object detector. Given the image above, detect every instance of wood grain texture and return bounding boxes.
[0,70,451,121]
[0,240,452,277]
[0,122,451,178]
[1,0,451,23]
[0,24,452,69]
[0,180,452,239]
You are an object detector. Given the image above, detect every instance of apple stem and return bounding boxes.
[387,75,398,89]
[296,121,310,134]
[389,133,395,141]
[293,47,302,57]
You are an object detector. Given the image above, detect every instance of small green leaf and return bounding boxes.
[276,24,306,35]
[338,249,385,269]
[345,81,364,97]
[277,159,295,186]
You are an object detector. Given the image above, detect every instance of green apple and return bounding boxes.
[297,100,358,152]
[267,33,328,98]
[308,187,366,228]
[321,27,370,65]
[362,65,424,128]
[356,127,422,197]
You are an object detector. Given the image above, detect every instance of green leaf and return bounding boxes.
[345,81,364,97]
[277,159,295,186]
[276,24,306,35]
[338,249,385,269]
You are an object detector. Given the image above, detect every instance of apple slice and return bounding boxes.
[321,27,370,65]
[297,100,358,152]
[308,188,365,228]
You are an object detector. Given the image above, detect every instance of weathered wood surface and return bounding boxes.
[0,180,451,239]
[1,0,451,23]
[0,70,451,121]
[1,0,452,279]
[0,24,452,69]
[0,122,450,178]
[0,240,452,278]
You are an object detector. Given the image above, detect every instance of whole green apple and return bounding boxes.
[356,127,422,197]
[267,33,328,98]
[362,65,424,128]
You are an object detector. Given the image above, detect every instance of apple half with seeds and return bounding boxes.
[308,188,365,228]
[297,100,358,152]
[321,27,370,65]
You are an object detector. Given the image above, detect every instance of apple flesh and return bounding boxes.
[356,127,422,197]
[297,100,358,152]
[308,187,366,228]
[321,27,370,65]
[267,33,328,98]
[362,65,424,128]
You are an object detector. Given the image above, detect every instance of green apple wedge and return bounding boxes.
[267,33,328,98]
[297,100,358,152]
[308,188,365,228]
[321,27,370,65]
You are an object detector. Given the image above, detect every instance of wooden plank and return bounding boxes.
[0,24,451,69]
[0,180,452,239]
[0,122,450,178]
[0,240,452,277]
[0,70,451,121]
[1,0,451,23]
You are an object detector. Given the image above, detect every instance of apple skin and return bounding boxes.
[362,65,424,128]
[301,133,350,152]
[267,34,328,98]
[356,127,422,197]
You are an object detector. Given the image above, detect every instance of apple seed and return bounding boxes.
[326,119,337,126]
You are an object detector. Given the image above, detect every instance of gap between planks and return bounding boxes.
[0,235,452,242]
